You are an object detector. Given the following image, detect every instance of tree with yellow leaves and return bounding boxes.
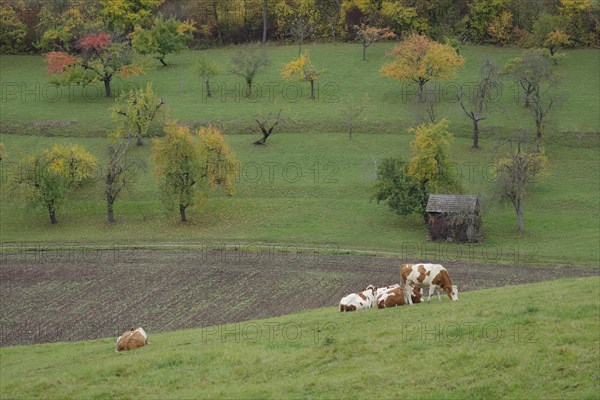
[152,123,236,223]
[111,83,165,146]
[10,145,97,224]
[101,0,164,33]
[487,11,513,44]
[380,33,464,101]
[372,119,462,222]
[544,29,571,63]
[281,50,321,100]
[407,118,462,194]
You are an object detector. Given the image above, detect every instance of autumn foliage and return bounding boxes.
[407,119,462,194]
[281,50,320,99]
[354,24,396,60]
[78,32,112,51]
[380,33,464,101]
[43,31,141,97]
[152,123,236,222]
[43,51,79,74]
[10,144,97,224]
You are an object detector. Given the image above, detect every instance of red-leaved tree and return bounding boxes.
[44,32,142,97]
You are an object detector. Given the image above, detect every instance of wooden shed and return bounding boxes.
[426,194,481,242]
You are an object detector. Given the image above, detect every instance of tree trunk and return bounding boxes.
[418,81,425,102]
[362,45,367,61]
[205,79,212,97]
[159,57,167,67]
[179,203,187,223]
[348,121,353,140]
[104,78,111,97]
[298,43,302,56]
[107,203,115,223]
[309,80,315,100]
[517,197,524,232]
[535,119,542,141]
[262,0,267,44]
[48,206,57,224]
[472,119,480,149]
[212,2,223,45]
[137,135,143,146]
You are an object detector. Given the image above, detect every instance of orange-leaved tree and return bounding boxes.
[152,123,236,223]
[380,33,464,101]
[354,24,396,61]
[281,50,321,100]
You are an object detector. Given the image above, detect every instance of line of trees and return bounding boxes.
[1,0,598,54]
[4,83,237,225]
[13,32,559,231]
[372,32,553,233]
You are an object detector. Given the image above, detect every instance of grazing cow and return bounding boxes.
[116,327,148,352]
[400,263,458,305]
[339,285,377,312]
[377,286,422,309]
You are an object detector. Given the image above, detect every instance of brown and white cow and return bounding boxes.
[377,286,422,309]
[375,284,400,298]
[116,327,148,352]
[339,285,377,312]
[400,263,458,305]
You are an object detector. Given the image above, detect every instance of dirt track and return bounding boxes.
[1,249,598,346]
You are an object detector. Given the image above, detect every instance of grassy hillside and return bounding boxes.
[1,44,599,137]
[0,43,598,264]
[0,131,598,265]
[1,278,599,399]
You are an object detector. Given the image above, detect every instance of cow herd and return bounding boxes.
[339,263,459,312]
[115,263,458,352]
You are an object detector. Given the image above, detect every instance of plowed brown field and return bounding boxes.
[1,249,597,346]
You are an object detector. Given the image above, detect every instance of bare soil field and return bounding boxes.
[1,249,598,346]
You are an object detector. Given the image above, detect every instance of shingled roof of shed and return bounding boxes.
[426,194,480,213]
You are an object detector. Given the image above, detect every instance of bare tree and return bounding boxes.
[105,135,139,223]
[340,96,369,139]
[458,60,503,149]
[230,45,271,97]
[289,15,313,56]
[415,92,440,124]
[254,111,284,145]
[503,49,557,107]
[529,85,558,144]
[494,136,548,232]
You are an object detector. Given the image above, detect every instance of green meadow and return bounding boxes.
[1,43,599,265]
[1,278,598,399]
[1,44,599,136]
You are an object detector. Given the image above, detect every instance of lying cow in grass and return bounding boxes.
[116,327,148,352]
[377,286,422,309]
[375,284,400,297]
[400,263,458,305]
[339,285,377,312]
